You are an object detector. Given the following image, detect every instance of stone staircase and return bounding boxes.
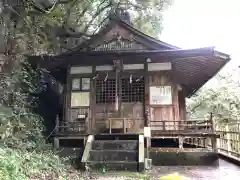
[82,134,144,172]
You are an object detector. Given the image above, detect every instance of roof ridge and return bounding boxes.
[110,15,180,49]
[61,13,182,56]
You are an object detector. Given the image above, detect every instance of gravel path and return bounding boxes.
[94,158,240,180]
[149,159,240,180]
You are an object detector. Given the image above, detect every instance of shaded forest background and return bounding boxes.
[0,0,172,179]
[0,0,239,179]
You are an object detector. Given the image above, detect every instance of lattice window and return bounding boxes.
[95,77,145,103]
[121,77,144,102]
[96,79,117,103]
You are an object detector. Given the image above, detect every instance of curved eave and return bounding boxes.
[28,47,230,97]
[175,52,230,97]
[28,47,215,68]
[57,46,215,58]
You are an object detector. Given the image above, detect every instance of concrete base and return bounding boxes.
[138,162,145,172]
[87,162,139,172]
[150,149,219,166]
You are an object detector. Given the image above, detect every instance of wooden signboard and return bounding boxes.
[71,92,90,107]
[149,86,172,105]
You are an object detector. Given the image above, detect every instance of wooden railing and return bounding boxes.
[150,119,214,135]
[183,122,240,161]
[57,121,86,135]
[216,123,240,161]
[54,115,88,136]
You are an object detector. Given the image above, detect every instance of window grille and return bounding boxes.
[95,77,145,104]
[96,79,117,103]
[121,77,145,103]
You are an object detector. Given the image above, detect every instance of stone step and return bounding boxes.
[55,148,83,157]
[94,134,139,140]
[92,140,138,150]
[87,161,139,172]
[89,150,138,162]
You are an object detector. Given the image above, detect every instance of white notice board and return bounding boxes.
[71,92,90,107]
[144,127,151,137]
[149,86,172,105]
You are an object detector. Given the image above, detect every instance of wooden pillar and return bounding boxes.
[118,60,123,117]
[123,118,126,133]
[178,90,187,121]
[145,109,151,159]
[65,65,71,122]
[91,65,96,133]
[109,118,112,134]
[172,63,180,122]
[144,62,151,160]
[226,124,231,155]
[144,62,149,127]
[54,114,60,149]
[115,68,119,113]
[210,115,217,153]
[238,124,240,155]
[61,84,67,132]
[144,125,151,159]
[85,113,89,134]
[210,113,216,133]
[203,138,206,148]
[179,136,184,149]
[113,60,121,115]
[146,137,151,159]
[55,114,59,133]
[211,137,217,153]
[53,138,59,149]
[216,124,220,150]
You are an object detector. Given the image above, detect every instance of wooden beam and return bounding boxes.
[144,61,149,126]
[91,65,96,133]
[172,63,180,122]
[65,65,71,122]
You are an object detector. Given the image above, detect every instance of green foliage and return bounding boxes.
[0,147,71,180]
[0,56,44,149]
[2,0,171,55]
[187,69,240,123]
[0,0,173,179]
[131,0,172,37]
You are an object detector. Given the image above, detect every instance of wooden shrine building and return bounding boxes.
[30,11,230,169]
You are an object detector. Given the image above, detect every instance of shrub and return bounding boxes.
[0,147,70,180]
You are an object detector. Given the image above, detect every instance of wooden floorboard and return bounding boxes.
[218,150,240,166]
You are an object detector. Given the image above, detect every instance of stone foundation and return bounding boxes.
[149,148,219,166]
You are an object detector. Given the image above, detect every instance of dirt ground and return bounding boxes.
[30,158,240,180]
[90,158,240,180]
